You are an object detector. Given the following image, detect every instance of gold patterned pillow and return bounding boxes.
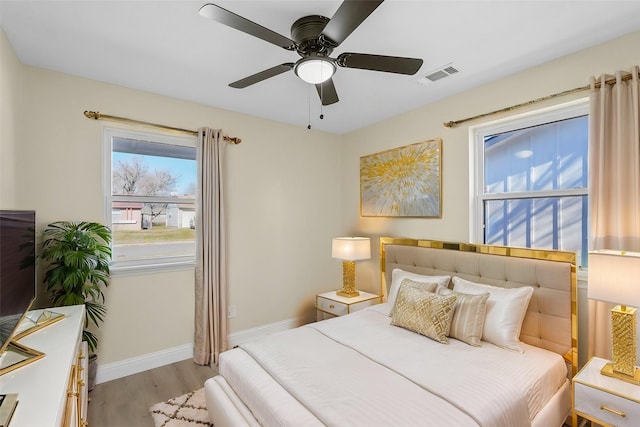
[391,283,457,344]
[389,278,440,316]
[437,286,489,346]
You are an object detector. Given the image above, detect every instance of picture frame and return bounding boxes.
[360,139,442,218]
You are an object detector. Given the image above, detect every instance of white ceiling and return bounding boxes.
[2,1,640,134]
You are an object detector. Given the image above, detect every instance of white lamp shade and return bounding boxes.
[332,237,371,261]
[294,58,335,84]
[588,250,640,308]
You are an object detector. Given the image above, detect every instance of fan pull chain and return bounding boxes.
[319,82,324,120]
[307,84,312,130]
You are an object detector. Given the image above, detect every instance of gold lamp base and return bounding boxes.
[336,260,360,298]
[603,305,640,385]
[600,362,640,385]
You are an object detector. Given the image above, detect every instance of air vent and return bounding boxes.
[442,66,459,75]
[425,70,449,82]
[418,64,460,85]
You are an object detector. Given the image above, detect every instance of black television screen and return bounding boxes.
[0,210,36,354]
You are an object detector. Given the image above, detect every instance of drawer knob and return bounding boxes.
[600,404,626,418]
[329,304,335,309]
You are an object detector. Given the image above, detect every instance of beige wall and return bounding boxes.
[3,27,640,367]
[340,31,640,364]
[341,31,640,290]
[0,29,22,207]
[1,30,344,364]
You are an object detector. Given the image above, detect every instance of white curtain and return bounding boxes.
[588,66,640,361]
[194,128,228,366]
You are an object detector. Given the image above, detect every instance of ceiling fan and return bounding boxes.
[199,0,423,106]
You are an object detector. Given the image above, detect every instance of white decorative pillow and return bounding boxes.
[387,269,450,310]
[391,284,457,344]
[452,277,534,352]
[437,286,489,346]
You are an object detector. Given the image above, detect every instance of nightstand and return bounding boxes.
[572,357,640,426]
[315,291,380,321]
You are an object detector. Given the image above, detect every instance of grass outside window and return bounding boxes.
[114,225,196,244]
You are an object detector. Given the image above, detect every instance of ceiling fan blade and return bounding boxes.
[315,78,339,106]
[199,4,295,50]
[322,0,384,46]
[337,52,423,75]
[229,63,294,88]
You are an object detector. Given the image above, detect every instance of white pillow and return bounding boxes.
[452,276,534,352]
[387,269,450,310]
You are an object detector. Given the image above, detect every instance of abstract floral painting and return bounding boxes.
[360,139,442,217]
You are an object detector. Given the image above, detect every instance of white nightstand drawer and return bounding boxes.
[315,291,380,321]
[574,381,640,426]
[316,297,348,316]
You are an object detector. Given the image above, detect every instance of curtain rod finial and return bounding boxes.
[84,110,100,120]
[443,121,455,128]
[223,135,242,144]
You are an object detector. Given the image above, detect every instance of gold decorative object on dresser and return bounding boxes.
[573,357,640,427]
[315,291,380,321]
[0,305,87,427]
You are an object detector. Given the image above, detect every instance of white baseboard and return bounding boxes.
[95,318,297,384]
[95,343,193,385]
[228,317,297,348]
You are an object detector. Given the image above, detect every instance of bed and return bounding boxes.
[204,237,578,426]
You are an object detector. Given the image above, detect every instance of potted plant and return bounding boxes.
[40,221,111,389]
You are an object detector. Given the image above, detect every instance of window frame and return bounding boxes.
[469,98,589,263]
[103,127,197,274]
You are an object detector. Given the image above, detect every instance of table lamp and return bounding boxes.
[332,237,371,298]
[588,249,640,385]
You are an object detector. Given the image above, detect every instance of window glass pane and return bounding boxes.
[110,135,197,266]
[484,115,588,194]
[112,137,196,196]
[484,195,587,266]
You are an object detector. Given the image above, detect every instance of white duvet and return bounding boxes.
[219,304,567,427]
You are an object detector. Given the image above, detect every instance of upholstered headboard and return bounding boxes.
[380,237,578,376]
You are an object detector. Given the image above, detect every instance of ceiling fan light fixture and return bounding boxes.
[294,57,336,84]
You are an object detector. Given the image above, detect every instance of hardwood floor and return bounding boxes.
[87,359,218,427]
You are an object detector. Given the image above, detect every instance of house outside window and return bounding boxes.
[471,100,589,267]
[104,128,197,271]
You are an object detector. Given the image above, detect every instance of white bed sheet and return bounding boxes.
[219,304,567,427]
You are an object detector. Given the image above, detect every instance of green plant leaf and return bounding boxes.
[40,221,111,351]
[83,330,99,353]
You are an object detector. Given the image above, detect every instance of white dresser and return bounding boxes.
[0,305,87,427]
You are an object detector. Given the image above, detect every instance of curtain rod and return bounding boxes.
[443,71,638,128]
[83,111,242,144]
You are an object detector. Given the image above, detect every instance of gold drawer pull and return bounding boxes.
[600,404,626,418]
[329,304,335,309]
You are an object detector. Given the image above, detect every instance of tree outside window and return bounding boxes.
[105,129,197,270]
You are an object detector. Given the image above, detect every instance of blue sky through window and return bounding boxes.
[112,152,196,196]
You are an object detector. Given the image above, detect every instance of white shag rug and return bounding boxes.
[150,388,213,427]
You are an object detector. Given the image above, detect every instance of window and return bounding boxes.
[472,100,589,267]
[104,128,197,271]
